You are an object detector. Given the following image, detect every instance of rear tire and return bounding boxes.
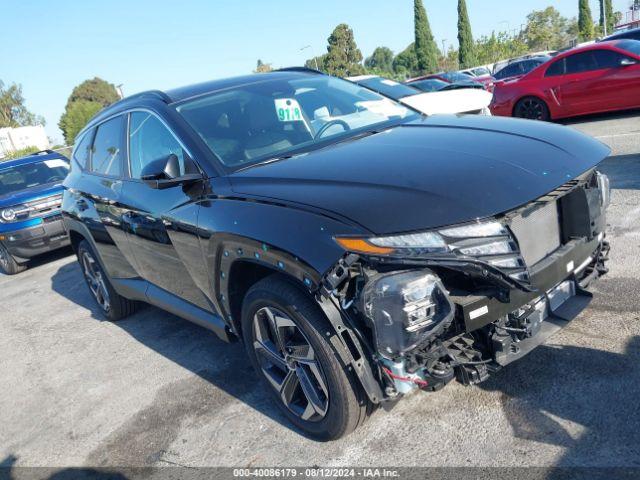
[241,274,368,440]
[0,244,26,275]
[77,240,137,321]
[514,97,550,121]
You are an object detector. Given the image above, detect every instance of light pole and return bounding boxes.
[441,39,447,70]
[300,45,318,69]
[115,84,124,99]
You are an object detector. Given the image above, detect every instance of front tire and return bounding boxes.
[0,243,26,275]
[241,275,368,440]
[514,96,550,121]
[77,240,137,321]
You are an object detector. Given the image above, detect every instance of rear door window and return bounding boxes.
[91,116,125,177]
[592,49,627,68]
[565,52,599,74]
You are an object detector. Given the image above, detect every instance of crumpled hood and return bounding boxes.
[229,115,610,235]
[0,183,63,207]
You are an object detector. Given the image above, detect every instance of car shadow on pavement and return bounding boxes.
[479,335,640,470]
[49,261,307,443]
[598,153,640,190]
[559,109,640,126]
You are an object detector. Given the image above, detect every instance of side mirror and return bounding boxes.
[620,57,637,67]
[140,154,202,190]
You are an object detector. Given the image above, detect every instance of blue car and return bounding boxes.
[0,150,71,274]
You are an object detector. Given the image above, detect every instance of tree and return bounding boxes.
[522,7,574,51]
[578,0,594,42]
[414,0,439,74]
[392,43,419,77]
[66,77,119,107]
[58,100,102,145]
[457,0,477,68]
[364,47,394,73]
[475,31,528,65]
[59,78,118,145]
[0,81,45,128]
[323,24,365,77]
[254,59,273,73]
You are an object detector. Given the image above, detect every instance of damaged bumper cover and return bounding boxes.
[318,172,610,403]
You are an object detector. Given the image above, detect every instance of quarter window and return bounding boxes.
[128,112,191,179]
[72,130,93,170]
[91,116,125,177]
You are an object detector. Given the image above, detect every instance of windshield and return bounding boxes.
[440,72,474,83]
[409,79,449,92]
[176,75,418,170]
[0,159,69,197]
[355,77,420,100]
[618,39,640,56]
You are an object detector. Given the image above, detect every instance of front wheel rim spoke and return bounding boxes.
[296,364,328,419]
[254,340,287,371]
[279,370,299,406]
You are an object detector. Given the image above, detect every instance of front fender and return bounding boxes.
[195,197,366,322]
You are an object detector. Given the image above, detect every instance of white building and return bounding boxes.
[0,125,50,158]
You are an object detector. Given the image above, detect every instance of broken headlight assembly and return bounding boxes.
[335,220,526,280]
[362,269,454,358]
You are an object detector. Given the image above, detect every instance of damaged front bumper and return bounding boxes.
[319,233,609,404]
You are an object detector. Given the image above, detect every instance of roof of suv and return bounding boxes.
[86,70,319,129]
[1,150,69,170]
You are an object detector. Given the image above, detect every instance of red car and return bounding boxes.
[490,40,640,120]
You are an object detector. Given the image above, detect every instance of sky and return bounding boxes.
[1,0,632,144]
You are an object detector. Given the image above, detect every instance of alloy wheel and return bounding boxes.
[252,306,329,422]
[81,250,110,313]
[516,98,545,120]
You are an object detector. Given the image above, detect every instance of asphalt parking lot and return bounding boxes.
[1,112,639,470]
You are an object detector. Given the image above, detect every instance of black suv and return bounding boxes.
[62,69,610,440]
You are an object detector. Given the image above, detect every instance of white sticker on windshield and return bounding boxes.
[381,79,400,86]
[274,98,304,122]
[44,159,69,169]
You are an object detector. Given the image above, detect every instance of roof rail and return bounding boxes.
[122,89,172,103]
[276,66,326,75]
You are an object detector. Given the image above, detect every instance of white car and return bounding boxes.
[347,75,492,116]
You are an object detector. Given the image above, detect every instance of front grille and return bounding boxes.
[9,194,63,222]
[510,201,561,267]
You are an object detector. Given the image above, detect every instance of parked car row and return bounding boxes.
[0,65,614,441]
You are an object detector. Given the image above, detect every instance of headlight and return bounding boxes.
[596,172,610,210]
[335,220,506,256]
[1,208,16,222]
[362,269,454,358]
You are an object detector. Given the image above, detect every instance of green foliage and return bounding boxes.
[578,0,594,41]
[392,43,419,78]
[1,145,39,161]
[522,7,575,51]
[58,100,102,145]
[323,24,365,77]
[457,0,477,69]
[364,47,394,73]
[59,77,118,145]
[66,77,119,108]
[254,59,273,73]
[475,32,529,65]
[0,80,45,128]
[413,0,439,74]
